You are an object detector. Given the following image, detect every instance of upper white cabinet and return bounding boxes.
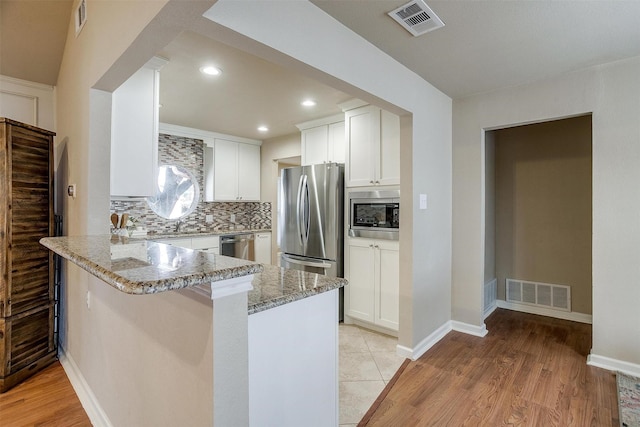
[158,123,262,203]
[212,139,260,201]
[111,57,167,198]
[297,114,345,166]
[344,105,400,187]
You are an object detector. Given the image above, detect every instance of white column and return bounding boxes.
[210,275,253,426]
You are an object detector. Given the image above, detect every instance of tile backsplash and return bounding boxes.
[110,133,271,234]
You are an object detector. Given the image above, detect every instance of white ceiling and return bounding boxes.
[313,0,640,99]
[4,1,640,138]
[156,31,353,140]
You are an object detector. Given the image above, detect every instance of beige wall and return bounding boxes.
[493,116,592,314]
[260,132,301,264]
[484,132,496,284]
[453,55,640,368]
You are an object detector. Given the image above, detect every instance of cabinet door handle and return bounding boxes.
[375,180,380,185]
[374,245,379,249]
[369,180,374,184]
[369,244,374,248]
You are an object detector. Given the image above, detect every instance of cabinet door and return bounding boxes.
[254,232,272,264]
[378,110,400,186]
[345,106,378,187]
[375,240,399,331]
[328,121,345,164]
[345,239,375,323]
[214,139,239,200]
[301,125,329,166]
[110,66,159,197]
[237,143,261,201]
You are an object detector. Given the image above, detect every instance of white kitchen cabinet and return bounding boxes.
[191,236,220,254]
[110,57,166,198]
[254,232,272,264]
[154,236,220,254]
[344,105,400,188]
[212,138,260,201]
[297,114,345,166]
[155,238,193,249]
[345,238,399,331]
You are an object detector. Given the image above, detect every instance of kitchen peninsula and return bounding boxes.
[40,235,346,426]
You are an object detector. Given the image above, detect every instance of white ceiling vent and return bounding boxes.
[388,0,444,37]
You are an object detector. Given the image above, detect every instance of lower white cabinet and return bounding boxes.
[154,236,220,254]
[254,232,272,264]
[191,236,220,254]
[345,238,399,331]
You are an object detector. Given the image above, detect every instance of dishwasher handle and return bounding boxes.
[220,235,255,244]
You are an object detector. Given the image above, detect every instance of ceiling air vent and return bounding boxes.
[388,0,444,37]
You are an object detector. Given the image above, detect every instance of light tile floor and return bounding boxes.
[339,324,406,426]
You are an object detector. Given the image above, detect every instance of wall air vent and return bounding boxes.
[506,278,571,312]
[75,0,87,37]
[388,0,444,37]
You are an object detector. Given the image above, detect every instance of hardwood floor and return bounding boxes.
[361,309,618,426]
[0,310,618,427]
[0,361,90,427]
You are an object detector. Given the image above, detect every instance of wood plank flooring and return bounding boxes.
[0,361,91,427]
[361,309,618,426]
[0,309,618,427]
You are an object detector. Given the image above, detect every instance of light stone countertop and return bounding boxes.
[40,235,346,314]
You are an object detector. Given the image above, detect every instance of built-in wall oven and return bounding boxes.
[348,190,400,240]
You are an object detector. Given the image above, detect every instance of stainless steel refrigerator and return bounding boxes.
[278,163,344,317]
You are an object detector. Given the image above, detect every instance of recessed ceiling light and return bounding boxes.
[301,99,316,107]
[200,66,222,76]
[257,126,269,132]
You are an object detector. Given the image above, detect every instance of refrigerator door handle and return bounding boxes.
[296,174,305,247]
[302,175,310,246]
[282,254,331,269]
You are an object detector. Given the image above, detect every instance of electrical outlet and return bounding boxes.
[230,213,236,223]
[67,184,77,199]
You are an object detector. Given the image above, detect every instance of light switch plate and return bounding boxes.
[419,194,427,210]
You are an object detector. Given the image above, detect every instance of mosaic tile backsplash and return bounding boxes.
[111,133,271,234]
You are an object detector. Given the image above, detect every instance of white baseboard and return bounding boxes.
[587,353,640,377]
[397,321,452,361]
[483,302,498,320]
[59,347,112,427]
[451,320,488,337]
[496,300,592,324]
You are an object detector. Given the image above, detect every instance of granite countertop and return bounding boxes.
[40,235,346,314]
[190,264,347,315]
[146,229,272,239]
[40,235,263,295]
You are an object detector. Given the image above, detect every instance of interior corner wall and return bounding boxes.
[484,132,496,284]
[453,55,640,367]
[494,116,592,314]
[260,132,301,264]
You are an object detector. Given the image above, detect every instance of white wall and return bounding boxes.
[453,56,640,370]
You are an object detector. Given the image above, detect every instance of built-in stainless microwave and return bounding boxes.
[348,190,399,240]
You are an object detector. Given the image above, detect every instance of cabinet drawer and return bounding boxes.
[191,236,220,250]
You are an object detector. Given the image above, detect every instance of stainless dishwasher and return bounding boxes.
[219,233,255,261]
